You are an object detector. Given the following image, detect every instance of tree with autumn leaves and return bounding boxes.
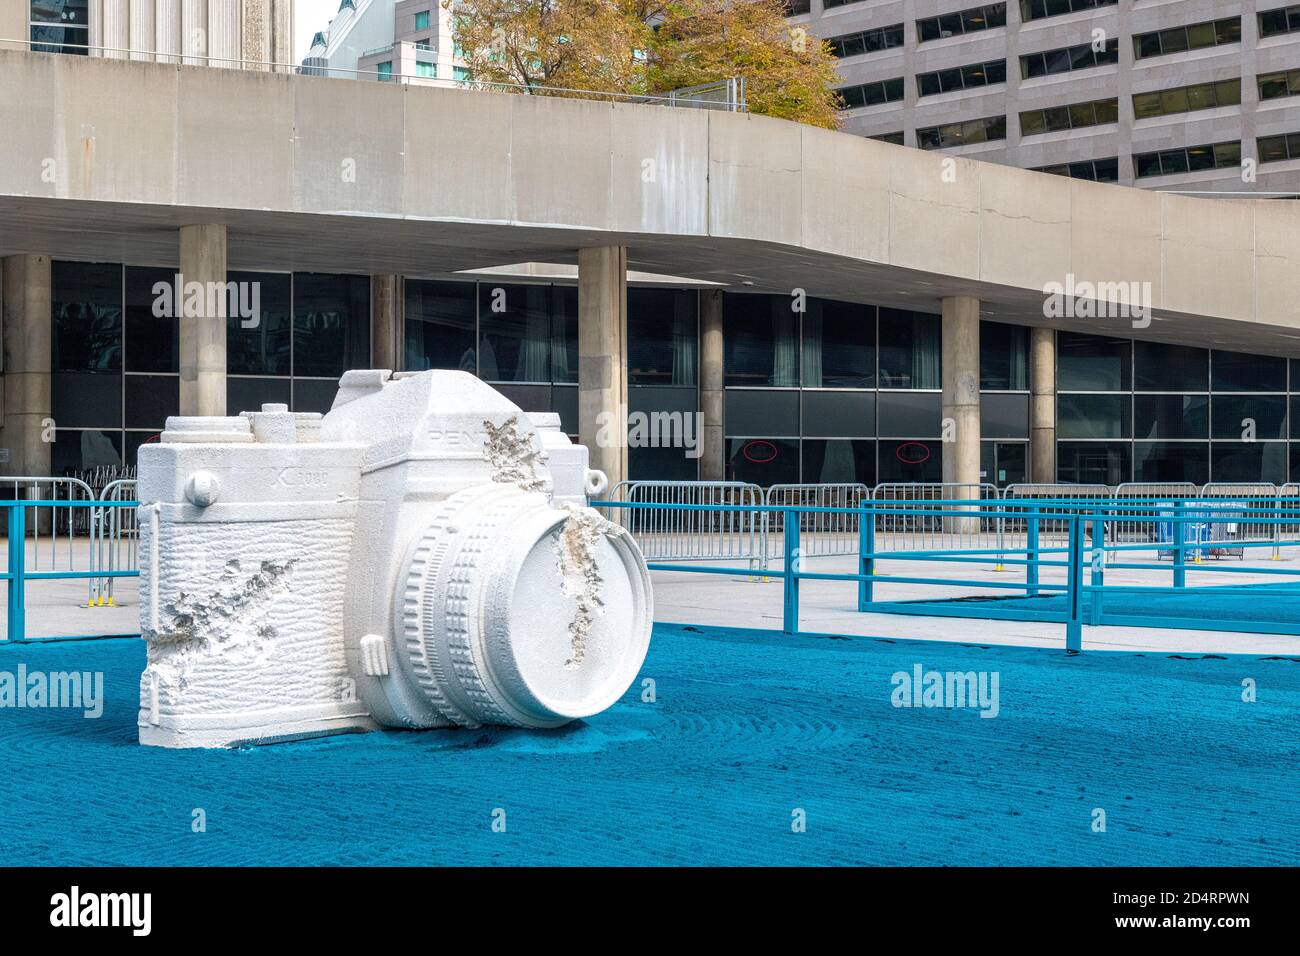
[446,0,843,129]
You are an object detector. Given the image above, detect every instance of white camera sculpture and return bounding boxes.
[136,369,653,748]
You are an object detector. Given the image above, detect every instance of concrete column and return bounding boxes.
[941,296,980,532]
[1030,326,1056,483]
[1,255,53,477]
[371,274,403,371]
[178,224,228,417]
[941,295,981,487]
[1,1,30,52]
[698,289,724,482]
[103,0,130,58]
[578,246,628,492]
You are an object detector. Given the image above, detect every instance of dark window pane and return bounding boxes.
[1134,394,1209,439]
[52,261,121,372]
[227,376,292,415]
[125,431,161,468]
[124,375,178,429]
[292,273,370,378]
[551,286,578,384]
[877,391,942,437]
[725,389,799,436]
[1136,33,1162,58]
[477,283,551,382]
[878,308,940,388]
[879,439,942,483]
[1134,151,1163,178]
[1057,441,1130,485]
[980,321,1028,389]
[802,439,876,485]
[801,390,874,438]
[1212,350,1286,391]
[981,393,1029,439]
[52,429,122,474]
[726,437,799,486]
[1211,442,1288,483]
[227,271,291,375]
[1133,340,1207,391]
[51,372,121,428]
[125,267,178,373]
[628,288,697,386]
[1133,441,1208,484]
[404,279,476,373]
[1058,393,1129,439]
[803,299,874,388]
[1212,395,1287,440]
[724,293,799,387]
[293,378,343,415]
[1259,134,1289,163]
[1058,331,1131,390]
[629,443,698,481]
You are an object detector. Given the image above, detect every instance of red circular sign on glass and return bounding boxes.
[742,440,779,464]
[895,441,931,465]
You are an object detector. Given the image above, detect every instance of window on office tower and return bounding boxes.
[1259,69,1300,101]
[1133,18,1241,59]
[917,59,1007,96]
[1259,4,1300,37]
[1020,38,1119,79]
[827,24,904,58]
[1133,142,1241,179]
[916,115,1007,150]
[1133,79,1241,120]
[1258,132,1300,163]
[837,78,905,109]
[1020,0,1116,22]
[1032,158,1120,182]
[1020,98,1118,135]
[917,4,1007,43]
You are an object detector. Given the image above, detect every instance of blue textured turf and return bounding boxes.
[0,625,1296,866]
[887,581,1300,629]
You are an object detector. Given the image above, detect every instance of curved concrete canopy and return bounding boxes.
[3,49,1300,354]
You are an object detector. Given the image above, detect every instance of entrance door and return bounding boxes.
[994,442,1027,488]
[982,442,1027,488]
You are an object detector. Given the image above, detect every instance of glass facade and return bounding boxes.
[1056,331,1293,485]
[30,0,88,54]
[48,262,371,472]
[37,266,1300,488]
[722,294,1029,487]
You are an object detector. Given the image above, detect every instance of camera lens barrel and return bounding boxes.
[398,484,652,729]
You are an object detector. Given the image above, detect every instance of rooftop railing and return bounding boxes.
[4,38,749,112]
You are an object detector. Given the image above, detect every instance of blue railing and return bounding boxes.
[596,496,1300,652]
[2,499,140,642]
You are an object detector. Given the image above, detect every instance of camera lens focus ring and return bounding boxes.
[399,483,653,730]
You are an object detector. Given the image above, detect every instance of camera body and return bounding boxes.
[136,369,652,748]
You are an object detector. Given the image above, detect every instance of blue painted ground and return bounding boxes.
[889,581,1300,633]
[0,625,1296,866]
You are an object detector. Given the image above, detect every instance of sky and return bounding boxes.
[295,0,345,61]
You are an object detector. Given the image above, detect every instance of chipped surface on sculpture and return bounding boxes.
[136,371,653,748]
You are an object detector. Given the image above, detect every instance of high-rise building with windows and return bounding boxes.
[7,0,292,66]
[301,0,466,84]
[791,0,1300,194]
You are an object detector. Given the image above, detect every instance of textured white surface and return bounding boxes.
[138,370,653,748]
